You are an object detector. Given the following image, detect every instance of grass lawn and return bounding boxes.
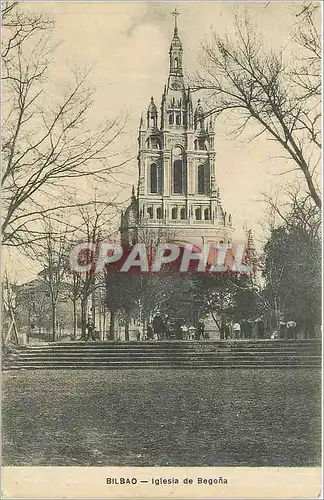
[2,368,321,467]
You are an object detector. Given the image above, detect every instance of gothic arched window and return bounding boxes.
[171,207,178,220]
[156,207,162,219]
[204,208,210,220]
[180,207,186,219]
[147,207,153,219]
[148,137,160,149]
[176,114,181,125]
[150,163,158,194]
[173,159,183,194]
[198,165,205,194]
[174,57,179,69]
[195,207,202,221]
[169,113,174,125]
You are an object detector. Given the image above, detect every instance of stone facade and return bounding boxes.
[121,14,233,246]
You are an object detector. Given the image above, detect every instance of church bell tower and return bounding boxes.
[121,10,233,246]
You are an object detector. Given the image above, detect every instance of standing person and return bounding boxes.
[246,320,253,339]
[255,317,264,339]
[233,321,241,340]
[175,320,182,340]
[197,320,205,340]
[181,323,188,340]
[271,329,279,340]
[286,320,297,340]
[152,313,165,341]
[224,321,230,340]
[240,319,247,340]
[188,325,196,340]
[279,321,286,339]
[165,320,172,340]
[146,323,154,341]
[86,318,94,342]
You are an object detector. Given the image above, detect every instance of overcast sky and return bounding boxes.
[5,1,316,282]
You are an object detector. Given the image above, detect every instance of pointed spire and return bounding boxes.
[147,96,158,129]
[139,113,145,130]
[246,229,257,270]
[172,8,180,35]
[169,9,183,79]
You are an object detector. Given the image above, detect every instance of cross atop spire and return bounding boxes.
[172,8,180,35]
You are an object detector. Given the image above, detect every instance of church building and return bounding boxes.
[121,11,233,247]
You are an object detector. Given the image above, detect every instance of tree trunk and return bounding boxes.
[109,309,115,340]
[51,302,57,342]
[125,310,130,341]
[92,290,96,327]
[72,297,77,340]
[103,305,106,340]
[81,298,88,340]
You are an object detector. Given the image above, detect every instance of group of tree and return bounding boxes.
[1,2,128,343]
[2,2,321,343]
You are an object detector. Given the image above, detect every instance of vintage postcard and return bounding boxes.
[1,1,322,499]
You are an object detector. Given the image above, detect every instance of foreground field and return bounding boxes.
[2,368,321,466]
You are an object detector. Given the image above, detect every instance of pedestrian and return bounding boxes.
[271,329,279,340]
[255,317,265,339]
[165,320,172,340]
[224,321,230,340]
[146,323,154,341]
[86,318,94,342]
[181,324,188,340]
[286,320,297,340]
[233,321,241,340]
[197,320,205,340]
[246,320,253,339]
[188,325,196,340]
[241,319,248,340]
[279,321,286,339]
[152,313,166,341]
[175,320,182,340]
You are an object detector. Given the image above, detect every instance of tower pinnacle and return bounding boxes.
[172,8,180,35]
[169,9,183,81]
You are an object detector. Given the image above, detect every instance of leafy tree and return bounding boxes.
[263,206,321,335]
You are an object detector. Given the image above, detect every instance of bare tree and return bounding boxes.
[2,271,19,346]
[291,3,321,101]
[1,3,128,248]
[263,184,321,242]
[195,3,321,208]
[70,196,121,339]
[34,216,70,341]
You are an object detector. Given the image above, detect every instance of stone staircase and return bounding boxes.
[3,339,321,370]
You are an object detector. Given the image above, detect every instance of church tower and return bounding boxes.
[121,10,233,246]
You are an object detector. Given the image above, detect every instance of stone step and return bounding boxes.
[17,345,321,354]
[14,351,320,360]
[7,356,321,365]
[5,340,320,370]
[7,362,321,370]
[25,340,321,349]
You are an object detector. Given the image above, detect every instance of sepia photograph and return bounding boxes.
[1,1,322,498]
